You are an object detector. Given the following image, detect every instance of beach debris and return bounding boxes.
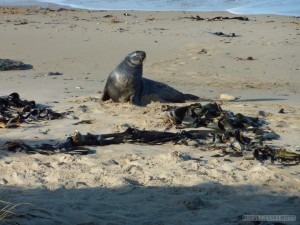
[1,97,298,162]
[78,105,88,113]
[110,17,123,24]
[0,96,298,163]
[278,108,285,114]
[219,94,237,101]
[258,111,267,117]
[182,15,249,21]
[72,119,94,125]
[235,56,255,61]
[153,27,168,31]
[210,32,236,37]
[39,128,50,135]
[145,17,156,22]
[0,127,217,155]
[269,147,300,163]
[0,139,90,155]
[14,21,28,25]
[118,27,129,32]
[102,15,124,23]
[0,92,65,128]
[45,71,63,76]
[254,146,300,164]
[287,20,300,25]
[166,102,260,130]
[164,102,300,164]
[0,59,32,71]
[1,126,299,163]
[198,48,207,54]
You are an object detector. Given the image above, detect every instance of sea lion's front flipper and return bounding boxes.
[101,87,111,101]
[130,94,142,106]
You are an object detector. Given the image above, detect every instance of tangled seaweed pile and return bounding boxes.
[1,96,299,164]
[61,103,299,163]
[0,93,65,128]
[0,59,32,71]
[165,103,300,164]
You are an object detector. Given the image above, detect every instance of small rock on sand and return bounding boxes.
[219,93,237,101]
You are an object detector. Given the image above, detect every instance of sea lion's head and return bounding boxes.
[126,51,146,67]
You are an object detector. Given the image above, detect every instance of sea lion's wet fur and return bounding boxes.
[140,78,186,104]
[101,51,144,103]
[101,50,199,105]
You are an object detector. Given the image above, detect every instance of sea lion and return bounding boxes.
[101,51,145,104]
[101,50,199,105]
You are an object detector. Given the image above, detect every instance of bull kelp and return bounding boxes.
[1,94,299,164]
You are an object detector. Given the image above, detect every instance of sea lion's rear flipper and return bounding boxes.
[183,94,199,101]
[184,94,213,102]
[141,78,185,103]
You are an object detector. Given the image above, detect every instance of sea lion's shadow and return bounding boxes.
[237,98,288,102]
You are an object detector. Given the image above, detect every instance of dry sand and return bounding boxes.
[0,7,300,225]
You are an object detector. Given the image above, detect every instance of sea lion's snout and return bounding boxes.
[128,50,146,66]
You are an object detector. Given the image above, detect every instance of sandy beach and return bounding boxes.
[0,7,300,225]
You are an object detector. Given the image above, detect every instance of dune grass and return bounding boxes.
[0,200,31,222]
